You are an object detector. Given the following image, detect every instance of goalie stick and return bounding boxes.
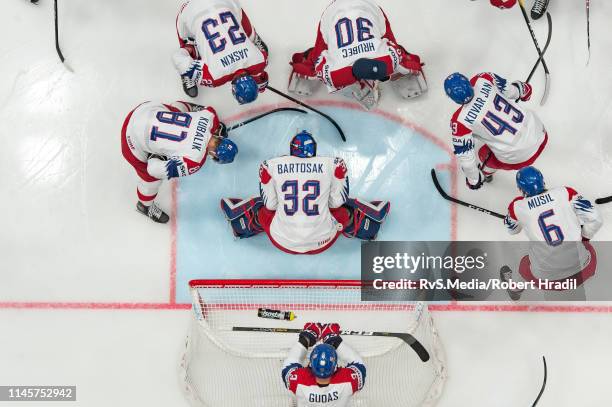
[531,356,548,406]
[430,169,505,220]
[230,326,430,362]
[227,107,306,132]
[517,0,550,105]
[267,86,347,142]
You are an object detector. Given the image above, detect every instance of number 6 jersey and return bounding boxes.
[450,72,546,181]
[259,155,350,254]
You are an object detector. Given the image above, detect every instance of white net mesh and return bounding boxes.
[181,280,446,407]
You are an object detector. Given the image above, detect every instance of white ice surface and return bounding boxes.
[1,0,612,406]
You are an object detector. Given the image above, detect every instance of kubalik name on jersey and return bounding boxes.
[277,162,325,174]
[220,48,249,68]
[193,115,211,151]
[464,81,493,125]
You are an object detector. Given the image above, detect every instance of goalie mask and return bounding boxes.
[290,131,317,158]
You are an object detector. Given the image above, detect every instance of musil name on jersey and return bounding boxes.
[220,48,249,68]
[277,163,324,174]
[527,193,554,210]
[309,391,339,403]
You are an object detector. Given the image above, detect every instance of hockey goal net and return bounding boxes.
[181,279,446,407]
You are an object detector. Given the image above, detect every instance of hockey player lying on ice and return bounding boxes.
[173,0,269,104]
[288,0,426,110]
[221,131,390,254]
[501,167,603,298]
[122,101,238,224]
[282,322,365,407]
[444,72,547,191]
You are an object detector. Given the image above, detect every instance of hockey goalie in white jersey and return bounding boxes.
[220,131,390,254]
[121,101,237,223]
[444,72,548,191]
[288,0,426,110]
[281,322,366,407]
[503,167,602,292]
[173,0,268,104]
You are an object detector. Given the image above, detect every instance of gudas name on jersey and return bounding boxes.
[277,162,325,174]
[309,391,339,403]
[192,115,211,152]
[463,80,493,125]
[220,48,249,68]
[527,193,554,210]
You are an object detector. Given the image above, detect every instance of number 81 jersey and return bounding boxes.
[259,155,350,254]
[451,72,546,164]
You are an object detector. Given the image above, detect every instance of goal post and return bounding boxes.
[181,279,446,407]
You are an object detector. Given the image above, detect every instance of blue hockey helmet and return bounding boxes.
[290,131,317,158]
[309,343,338,379]
[516,166,545,197]
[444,73,474,104]
[232,74,259,105]
[212,138,238,164]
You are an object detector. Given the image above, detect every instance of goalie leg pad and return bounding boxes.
[220,197,264,239]
[342,198,391,240]
[288,71,319,96]
[341,81,380,110]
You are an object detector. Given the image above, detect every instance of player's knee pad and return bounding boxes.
[220,197,264,239]
[342,198,391,241]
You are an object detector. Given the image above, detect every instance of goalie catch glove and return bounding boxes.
[299,322,323,349]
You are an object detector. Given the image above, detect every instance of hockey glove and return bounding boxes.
[299,322,323,349]
[320,323,342,349]
[512,81,532,102]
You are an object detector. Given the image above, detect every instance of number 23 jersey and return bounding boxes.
[451,72,546,164]
[259,155,350,254]
[178,0,266,85]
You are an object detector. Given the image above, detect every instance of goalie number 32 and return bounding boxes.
[282,180,320,217]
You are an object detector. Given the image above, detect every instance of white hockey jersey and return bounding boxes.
[125,101,218,179]
[505,186,603,280]
[451,72,546,182]
[177,0,266,85]
[259,155,349,253]
[314,0,399,91]
[282,342,366,407]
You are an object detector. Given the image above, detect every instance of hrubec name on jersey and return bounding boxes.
[193,116,210,151]
[341,41,375,59]
[527,193,554,210]
[277,162,325,174]
[309,391,339,403]
[220,48,249,68]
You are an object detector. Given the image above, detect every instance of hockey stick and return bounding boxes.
[267,86,347,142]
[586,0,591,65]
[227,107,307,132]
[525,12,553,84]
[595,196,612,205]
[54,0,65,63]
[531,356,548,406]
[430,169,505,220]
[231,326,430,362]
[517,0,550,105]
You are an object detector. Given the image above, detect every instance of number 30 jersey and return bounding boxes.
[177,0,266,86]
[259,155,350,254]
[451,73,546,180]
[505,187,603,279]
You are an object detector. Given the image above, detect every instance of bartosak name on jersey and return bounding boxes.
[277,163,325,174]
[220,48,249,68]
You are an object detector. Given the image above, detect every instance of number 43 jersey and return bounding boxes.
[259,155,350,254]
[177,0,266,85]
[451,72,546,166]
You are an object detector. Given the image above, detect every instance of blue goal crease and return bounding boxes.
[175,107,452,303]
